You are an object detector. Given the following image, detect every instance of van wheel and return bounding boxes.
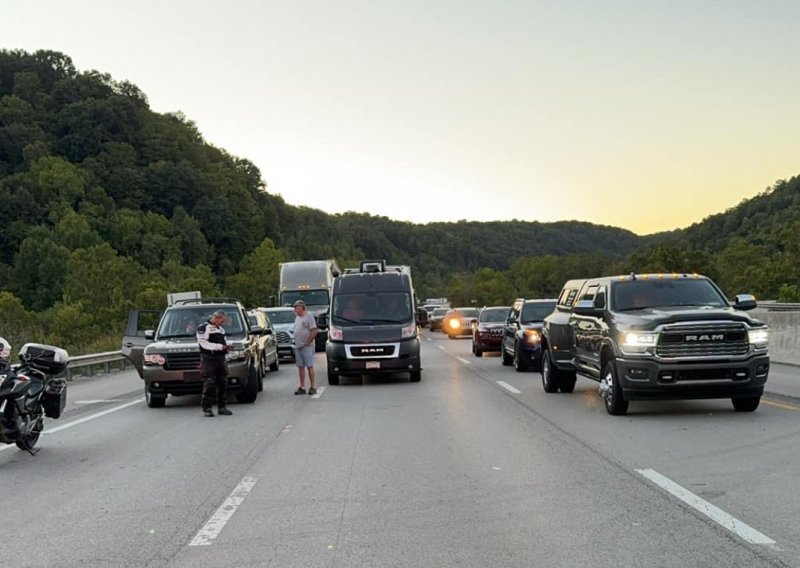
[602,361,628,416]
[541,350,560,393]
[328,371,339,385]
[410,370,421,382]
[732,396,760,412]
[145,385,166,408]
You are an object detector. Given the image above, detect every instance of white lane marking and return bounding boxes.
[189,476,258,546]
[45,399,142,434]
[456,357,471,365]
[437,345,445,350]
[496,381,522,394]
[311,386,326,399]
[75,399,116,404]
[636,469,775,545]
[1,398,142,453]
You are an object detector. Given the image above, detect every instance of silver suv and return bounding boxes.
[262,307,296,362]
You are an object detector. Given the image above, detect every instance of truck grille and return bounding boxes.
[276,331,292,345]
[656,323,749,358]
[164,352,202,370]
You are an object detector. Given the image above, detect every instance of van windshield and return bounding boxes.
[332,292,413,326]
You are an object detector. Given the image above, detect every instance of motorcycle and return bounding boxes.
[0,343,69,455]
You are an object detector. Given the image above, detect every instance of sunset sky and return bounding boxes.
[3,0,798,235]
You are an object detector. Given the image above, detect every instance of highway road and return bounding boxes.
[1,331,798,567]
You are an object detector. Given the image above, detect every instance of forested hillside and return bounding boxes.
[0,49,651,352]
[1,49,797,354]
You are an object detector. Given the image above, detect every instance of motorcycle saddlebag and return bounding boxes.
[18,343,70,375]
[42,379,67,419]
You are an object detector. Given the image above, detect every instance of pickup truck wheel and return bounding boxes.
[602,362,628,416]
[541,350,560,393]
[501,346,513,366]
[513,343,529,372]
[559,373,577,393]
[328,370,340,385]
[410,370,421,382]
[145,385,166,408]
[732,396,760,412]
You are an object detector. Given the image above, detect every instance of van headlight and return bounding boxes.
[621,332,658,354]
[401,322,417,338]
[329,324,343,341]
[748,328,768,348]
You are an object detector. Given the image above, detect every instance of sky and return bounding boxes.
[3,0,799,235]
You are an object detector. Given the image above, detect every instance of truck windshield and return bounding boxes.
[613,279,728,311]
[331,292,412,326]
[157,308,246,339]
[281,290,329,307]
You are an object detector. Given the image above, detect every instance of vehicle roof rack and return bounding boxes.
[172,297,241,306]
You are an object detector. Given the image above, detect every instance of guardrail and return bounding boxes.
[64,350,128,381]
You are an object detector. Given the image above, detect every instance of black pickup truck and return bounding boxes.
[541,274,770,415]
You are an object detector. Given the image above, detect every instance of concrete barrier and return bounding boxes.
[752,308,800,366]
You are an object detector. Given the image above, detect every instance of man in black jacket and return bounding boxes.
[196,310,233,417]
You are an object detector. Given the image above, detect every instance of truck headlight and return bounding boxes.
[748,328,768,348]
[621,332,658,354]
[329,325,343,341]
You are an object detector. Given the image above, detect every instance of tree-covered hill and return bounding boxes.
[1,48,796,353]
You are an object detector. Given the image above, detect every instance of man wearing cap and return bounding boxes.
[292,300,318,395]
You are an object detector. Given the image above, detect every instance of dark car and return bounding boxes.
[501,299,557,371]
[428,307,451,332]
[122,298,265,408]
[247,309,280,382]
[445,307,480,339]
[472,306,510,356]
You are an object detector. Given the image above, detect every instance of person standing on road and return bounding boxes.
[197,310,233,417]
[292,300,318,395]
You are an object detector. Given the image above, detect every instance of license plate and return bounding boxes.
[366,361,380,370]
[183,371,202,382]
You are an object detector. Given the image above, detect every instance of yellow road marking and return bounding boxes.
[762,399,799,411]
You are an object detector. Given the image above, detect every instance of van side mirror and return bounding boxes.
[144,330,155,340]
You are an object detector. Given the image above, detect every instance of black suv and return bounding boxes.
[122,298,266,408]
[500,299,557,371]
[471,306,510,356]
[541,274,770,415]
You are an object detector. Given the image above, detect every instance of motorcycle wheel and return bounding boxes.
[15,415,42,452]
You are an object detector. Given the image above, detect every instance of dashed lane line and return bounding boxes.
[311,386,326,399]
[496,381,522,394]
[189,476,258,546]
[456,357,471,365]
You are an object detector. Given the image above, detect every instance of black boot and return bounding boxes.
[203,409,214,417]
[217,407,232,416]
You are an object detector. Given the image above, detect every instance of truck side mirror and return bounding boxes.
[573,299,604,317]
[144,330,155,340]
[733,294,757,311]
